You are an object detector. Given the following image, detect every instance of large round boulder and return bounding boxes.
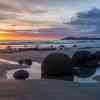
[72,51,97,78]
[41,53,73,81]
[13,70,29,80]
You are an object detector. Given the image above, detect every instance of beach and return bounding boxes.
[0,48,78,80]
[0,47,99,80]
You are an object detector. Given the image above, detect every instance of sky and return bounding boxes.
[0,0,100,40]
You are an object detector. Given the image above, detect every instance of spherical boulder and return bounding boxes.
[72,51,97,78]
[24,59,32,66]
[72,51,91,64]
[41,53,73,81]
[18,60,24,65]
[13,70,29,80]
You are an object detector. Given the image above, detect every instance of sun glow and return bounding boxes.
[0,32,63,41]
[0,31,10,34]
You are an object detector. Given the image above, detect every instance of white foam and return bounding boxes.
[6,62,41,80]
[0,58,18,65]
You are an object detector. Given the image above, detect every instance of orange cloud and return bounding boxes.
[0,32,63,41]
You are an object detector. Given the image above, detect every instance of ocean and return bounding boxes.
[0,40,100,49]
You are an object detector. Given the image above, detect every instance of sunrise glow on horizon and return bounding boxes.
[0,32,64,41]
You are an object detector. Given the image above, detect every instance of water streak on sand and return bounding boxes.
[0,58,18,65]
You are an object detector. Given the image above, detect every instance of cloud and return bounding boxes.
[0,3,18,12]
[0,0,65,31]
[67,8,100,34]
[0,0,47,14]
[16,0,47,13]
[0,14,15,20]
[77,8,100,18]
[0,0,47,23]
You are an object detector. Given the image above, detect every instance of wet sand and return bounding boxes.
[0,47,100,62]
[0,50,56,63]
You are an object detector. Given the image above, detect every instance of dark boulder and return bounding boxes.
[72,51,97,78]
[13,70,29,80]
[41,53,73,81]
[18,60,24,65]
[92,51,100,65]
[24,59,32,66]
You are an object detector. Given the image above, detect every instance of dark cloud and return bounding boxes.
[67,8,100,34]
[77,8,100,18]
